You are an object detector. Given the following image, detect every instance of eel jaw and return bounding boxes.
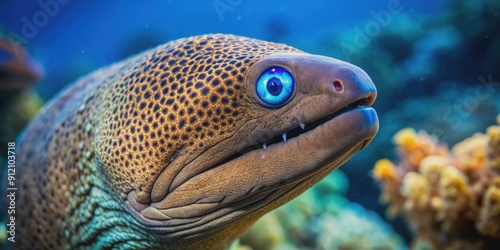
[241,97,373,156]
[137,95,378,224]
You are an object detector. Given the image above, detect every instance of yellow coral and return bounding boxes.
[452,133,488,174]
[487,122,500,170]
[488,125,500,145]
[394,129,425,167]
[419,155,448,185]
[476,178,500,238]
[373,159,404,215]
[401,172,430,210]
[373,159,398,182]
[394,128,420,151]
[392,129,447,169]
[436,166,476,227]
[438,166,469,199]
[373,114,500,249]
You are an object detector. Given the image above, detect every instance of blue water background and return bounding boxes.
[0,0,446,98]
[3,0,499,245]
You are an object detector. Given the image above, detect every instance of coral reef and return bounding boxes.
[373,115,500,249]
[239,171,405,250]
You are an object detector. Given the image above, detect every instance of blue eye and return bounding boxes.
[256,67,295,106]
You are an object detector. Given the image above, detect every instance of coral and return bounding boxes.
[393,128,448,170]
[240,171,405,250]
[310,203,404,250]
[373,114,500,249]
[0,90,43,164]
[0,223,5,245]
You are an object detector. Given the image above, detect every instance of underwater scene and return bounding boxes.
[1,0,499,249]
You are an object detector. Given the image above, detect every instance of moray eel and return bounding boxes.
[3,34,378,249]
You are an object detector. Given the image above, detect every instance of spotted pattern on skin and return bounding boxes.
[9,70,110,249]
[94,35,301,198]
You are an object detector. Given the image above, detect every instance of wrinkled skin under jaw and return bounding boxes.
[125,107,378,237]
[125,52,379,238]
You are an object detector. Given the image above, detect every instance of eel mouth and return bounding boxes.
[219,97,372,166]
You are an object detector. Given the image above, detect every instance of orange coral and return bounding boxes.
[373,114,500,250]
[373,159,398,183]
[392,128,448,170]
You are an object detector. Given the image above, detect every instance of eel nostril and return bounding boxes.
[332,80,343,93]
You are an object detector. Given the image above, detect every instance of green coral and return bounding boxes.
[240,171,405,250]
[0,90,43,164]
[312,203,404,250]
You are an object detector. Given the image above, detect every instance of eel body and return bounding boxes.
[2,34,378,249]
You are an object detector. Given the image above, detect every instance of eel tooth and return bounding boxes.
[282,133,287,142]
[299,123,305,130]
